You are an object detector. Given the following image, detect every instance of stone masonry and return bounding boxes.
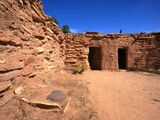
[0,0,65,82]
[0,0,160,80]
[65,32,160,72]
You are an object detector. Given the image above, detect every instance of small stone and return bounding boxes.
[35,47,44,54]
[48,65,55,70]
[14,87,24,95]
[0,59,6,64]
[28,72,36,78]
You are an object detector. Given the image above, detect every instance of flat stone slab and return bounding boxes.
[0,91,14,107]
[0,58,24,72]
[21,98,62,110]
[0,81,12,93]
[0,70,20,82]
[47,90,68,104]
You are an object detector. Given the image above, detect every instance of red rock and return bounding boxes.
[0,0,65,78]
[22,65,33,76]
[0,81,12,93]
[0,36,22,46]
[0,59,24,72]
[0,91,14,107]
[24,56,35,66]
[0,70,20,82]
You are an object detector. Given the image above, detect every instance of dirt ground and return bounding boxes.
[0,71,97,120]
[82,71,160,120]
[0,70,160,120]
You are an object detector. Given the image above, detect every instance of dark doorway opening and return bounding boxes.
[89,47,102,70]
[118,48,127,69]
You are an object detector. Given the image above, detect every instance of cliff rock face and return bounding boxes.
[0,0,65,81]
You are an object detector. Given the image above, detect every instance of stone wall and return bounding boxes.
[0,0,159,79]
[65,32,160,72]
[0,0,65,82]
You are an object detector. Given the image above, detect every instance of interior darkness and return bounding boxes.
[89,47,102,70]
[118,48,127,69]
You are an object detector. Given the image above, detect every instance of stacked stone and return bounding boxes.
[65,34,89,67]
[65,32,160,72]
[0,0,65,82]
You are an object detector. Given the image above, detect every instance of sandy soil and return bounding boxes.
[81,71,160,120]
[0,72,97,120]
[0,71,160,120]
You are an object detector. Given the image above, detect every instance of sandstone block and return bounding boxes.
[0,70,20,82]
[22,65,33,76]
[0,59,24,72]
[0,92,14,107]
[0,81,12,93]
[0,36,22,46]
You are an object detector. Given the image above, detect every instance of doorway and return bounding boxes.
[88,47,102,70]
[118,48,127,69]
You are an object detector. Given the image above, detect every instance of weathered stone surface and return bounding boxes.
[14,87,24,95]
[0,36,22,46]
[0,46,17,53]
[35,47,45,54]
[0,81,12,93]
[0,0,159,77]
[0,70,20,82]
[24,56,35,66]
[21,98,62,110]
[65,33,160,71]
[0,59,6,64]
[22,65,33,76]
[0,0,65,80]
[0,59,24,72]
[47,90,68,104]
[21,49,34,55]
[0,91,14,107]
[48,65,55,70]
[28,72,37,78]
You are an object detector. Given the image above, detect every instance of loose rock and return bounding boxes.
[35,47,45,54]
[14,87,24,95]
[21,98,62,110]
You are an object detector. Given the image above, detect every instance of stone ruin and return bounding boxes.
[0,0,160,84]
[65,32,160,72]
[0,0,65,82]
[0,1,159,119]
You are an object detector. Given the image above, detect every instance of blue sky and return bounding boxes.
[43,0,160,33]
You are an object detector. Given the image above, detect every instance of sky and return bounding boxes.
[42,0,160,34]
